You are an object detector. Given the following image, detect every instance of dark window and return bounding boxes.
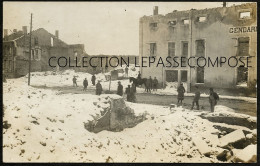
[166,70,178,82]
[35,37,38,45]
[150,23,158,28]
[150,43,157,56]
[237,37,249,56]
[196,40,205,57]
[168,42,175,57]
[181,70,187,82]
[237,67,248,86]
[182,42,188,65]
[197,67,204,83]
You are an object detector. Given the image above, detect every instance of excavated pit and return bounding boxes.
[84,95,147,133]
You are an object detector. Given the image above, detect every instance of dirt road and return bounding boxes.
[32,85,257,117]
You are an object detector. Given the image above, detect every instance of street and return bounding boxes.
[32,85,257,117]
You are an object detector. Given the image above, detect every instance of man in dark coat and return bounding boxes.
[152,77,158,91]
[73,76,78,87]
[130,84,136,103]
[83,78,88,91]
[145,76,152,93]
[96,81,102,95]
[91,74,96,86]
[117,81,123,96]
[177,82,185,105]
[191,86,200,110]
[209,88,219,112]
[125,85,131,102]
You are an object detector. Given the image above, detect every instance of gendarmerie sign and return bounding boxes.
[229,26,257,33]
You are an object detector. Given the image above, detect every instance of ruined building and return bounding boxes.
[139,3,257,91]
[3,28,87,77]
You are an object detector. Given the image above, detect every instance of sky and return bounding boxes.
[3,2,248,55]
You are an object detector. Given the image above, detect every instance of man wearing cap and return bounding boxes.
[117,81,123,96]
[209,88,219,112]
[177,82,185,105]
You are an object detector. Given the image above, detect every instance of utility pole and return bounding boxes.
[28,13,32,85]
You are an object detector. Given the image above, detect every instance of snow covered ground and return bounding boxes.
[3,69,257,163]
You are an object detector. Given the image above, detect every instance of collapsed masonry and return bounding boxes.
[198,111,257,163]
[84,96,146,133]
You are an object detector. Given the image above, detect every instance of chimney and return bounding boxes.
[55,30,59,39]
[4,29,8,37]
[153,6,158,15]
[22,26,27,35]
[13,29,17,33]
[223,2,227,7]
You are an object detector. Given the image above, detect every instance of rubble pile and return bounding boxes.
[84,95,146,133]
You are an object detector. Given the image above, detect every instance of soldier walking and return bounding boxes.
[153,77,158,91]
[96,80,102,95]
[117,81,123,96]
[177,82,185,105]
[130,84,136,103]
[83,78,88,91]
[73,76,78,87]
[91,74,96,86]
[125,85,131,102]
[191,86,200,110]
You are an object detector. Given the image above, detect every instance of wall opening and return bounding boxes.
[182,42,188,65]
[51,37,54,47]
[237,66,248,87]
[196,40,205,57]
[198,16,206,22]
[168,42,175,57]
[166,70,178,82]
[150,43,157,56]
[181,70,187,82]
[237,37,249,56]
[168,20,177,27]
[239,11,251,19]
[196,67,204,83]
[183,19,190,25]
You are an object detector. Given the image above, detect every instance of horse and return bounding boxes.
[129,77,147,88]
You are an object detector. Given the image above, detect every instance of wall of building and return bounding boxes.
[139,3,257,89]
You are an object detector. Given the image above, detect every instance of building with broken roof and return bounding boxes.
[139,3,257,92]
[3,28,87,77]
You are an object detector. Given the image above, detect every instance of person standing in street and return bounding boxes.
[153,77,158,91]
[130,84,136,103]
[73,76,78,87]
[125,85,131,102]
[209,88,219,112]
[191,86,200,110]
[91,74,96,86]
[96,80,102,95]
[117,81,123,96]
[83,78,88,91]
[177,82,185,105]
[125,66,129,78]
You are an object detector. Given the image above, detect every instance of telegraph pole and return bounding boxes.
[28,13,32,85]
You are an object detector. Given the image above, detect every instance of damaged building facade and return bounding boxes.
[3,28,86,78]
[139,3,257,92]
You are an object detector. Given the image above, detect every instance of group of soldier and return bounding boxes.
[73,74,103,95]
[72,69,220,112]
[177,83,219,112]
